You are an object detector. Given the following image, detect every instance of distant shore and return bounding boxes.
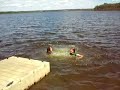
[94,3,120,11]
[0,9,93,14]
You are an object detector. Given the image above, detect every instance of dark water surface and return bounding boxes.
[0,11,120,90]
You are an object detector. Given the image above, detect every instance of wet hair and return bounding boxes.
[72,48,75,53]
[47,46,52,54]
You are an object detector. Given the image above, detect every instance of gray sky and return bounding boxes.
[0,0,119,11]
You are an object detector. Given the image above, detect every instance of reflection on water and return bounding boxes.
[0,11,120,90]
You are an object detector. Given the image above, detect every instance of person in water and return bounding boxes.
[47,45,53,54]
[70,48,83,59]
[70,48,76,55]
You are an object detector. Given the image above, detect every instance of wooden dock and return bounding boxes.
[0,56,50,90]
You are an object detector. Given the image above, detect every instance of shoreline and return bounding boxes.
[0,9,120,15]
[0,9,93,14]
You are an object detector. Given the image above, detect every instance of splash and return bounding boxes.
[47,45,76,59]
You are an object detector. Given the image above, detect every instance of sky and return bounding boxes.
[0,0,119,12]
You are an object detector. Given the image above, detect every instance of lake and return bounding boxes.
[0,11,120,90]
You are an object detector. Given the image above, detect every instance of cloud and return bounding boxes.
[112,0,120,2]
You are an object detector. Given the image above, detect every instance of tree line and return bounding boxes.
[94,3,120,11]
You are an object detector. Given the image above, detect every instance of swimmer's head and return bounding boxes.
[70,47,76,55]
[71,47,75,51]
[47,44,53,54]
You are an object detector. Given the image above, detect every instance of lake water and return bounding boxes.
[0,11,120,90]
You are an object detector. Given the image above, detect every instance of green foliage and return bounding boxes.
[94,3,120,11]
